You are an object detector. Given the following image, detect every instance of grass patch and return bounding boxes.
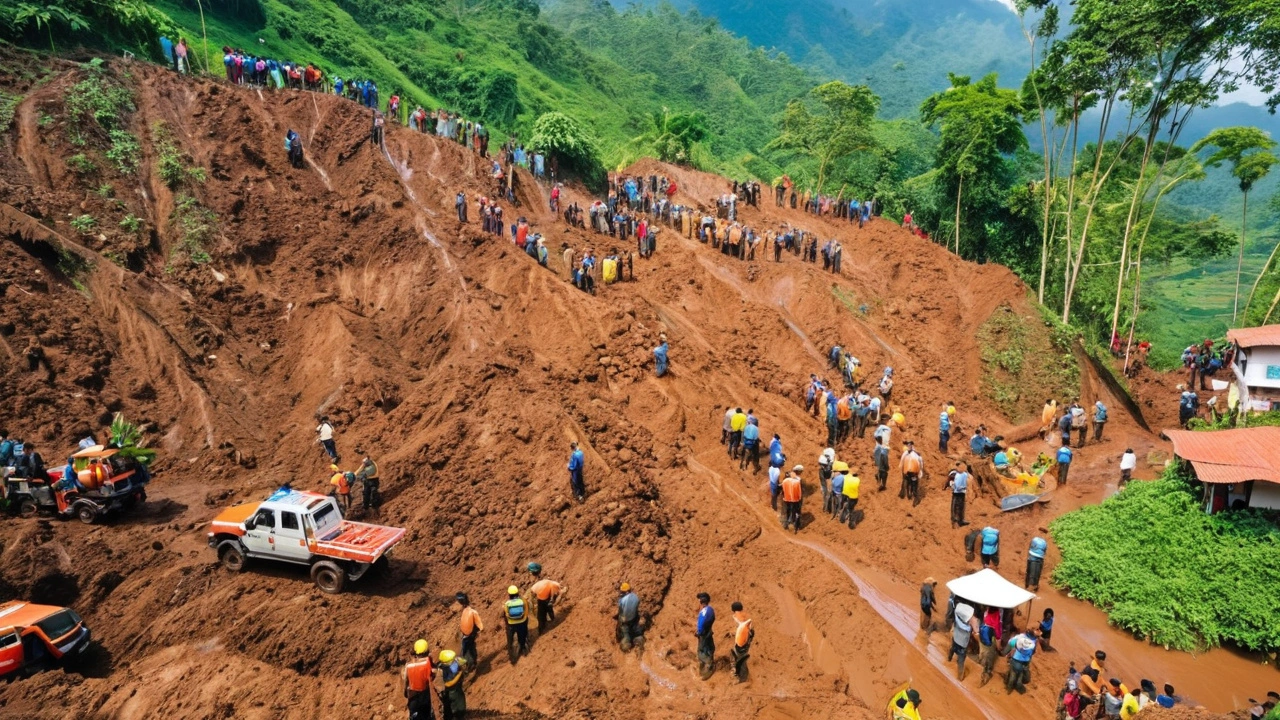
[170,193,216,266]
[1050,465,1280,652]
[152,122,206,188]
[55,246,93,291]
[67,153,97,176]
[831,286,868,315]
[0,93,19,131]
[70,214,96,234]
[119,214,142,234]
[105,129,140,175]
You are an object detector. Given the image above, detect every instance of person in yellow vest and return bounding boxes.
[400,639,434,720]
[729,601,754,682]
[839,467,861,529]
[435,649,466,720]
[502,585,529,660]
[889,687,923,720]
[456,593,483,672]
[728,408,747,460]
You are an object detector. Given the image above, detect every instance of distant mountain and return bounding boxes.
[656,0,1029,117]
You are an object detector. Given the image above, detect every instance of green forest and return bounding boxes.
[2,0,1279,366]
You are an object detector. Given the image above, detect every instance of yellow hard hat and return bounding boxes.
[413,639,429,655]
[438,649,457,663]
[507,585,519,595]
[620,582,631,592]
[833,461,849,472]
[330,464,340,471]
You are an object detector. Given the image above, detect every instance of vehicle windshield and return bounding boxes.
[310,499,342,537]
[35,609,81,641]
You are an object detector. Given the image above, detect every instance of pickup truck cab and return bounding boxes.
[208,487,405,593]
[0,601,92,679]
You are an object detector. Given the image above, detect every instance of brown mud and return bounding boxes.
[0,52,1274,718]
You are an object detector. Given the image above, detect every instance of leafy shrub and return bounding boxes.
[171,193,216,265]
[65,74,133,134]
[152,122,205,188]
[1,1,176,59]
[528,111,604,188]
[108,412,156,465]
[95,182,114,197]
[70,214,96,233]
[1050,465,1280,652]
[105,129,140,175]
[119,214,141,233]
[0,93,18,131]
[66,153,97,175]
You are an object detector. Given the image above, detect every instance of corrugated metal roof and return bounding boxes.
[1227,325,1280,348]
[1165,427,1280,485]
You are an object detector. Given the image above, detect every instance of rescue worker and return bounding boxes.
[740,414,761,472]
[729,601,753,683]
[899,441,923,504]
[503,585,529,659]
[329,464,351,512]
[1057,444,1073,486]
[919,577,937,632]
[817,447,835,509]
[839,465,860,529]
[728,408,747,460]
[456,593,483,672]
[316,416,338,462]
[1093,401,1108,442]
[617,582,642,651]
[873,435,890,491]
[939,403,952,453]
[946,462,969,527]
[978,615,1002,687]
[355,449,380,512]
[435,649,466,720]
[781,465,803,532]
[980,526,1000,568]
[828,461,848,517]
[1026,536,1048,591]
[948,602,977,680]
[527,563,561,633]
[567,442,586,502]
[1005,627,1038,694]
[890,688,923,720]
[695,592,715,680]
[400,639,434,720]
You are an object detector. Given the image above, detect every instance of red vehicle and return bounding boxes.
[2,445,150,523]
[0,601,92,678]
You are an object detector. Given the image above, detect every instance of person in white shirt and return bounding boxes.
[1119,448,1137,485]
[316,416,339,462]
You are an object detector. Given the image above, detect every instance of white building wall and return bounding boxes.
[1250,482,1280,511]
[1238,346,1280,389]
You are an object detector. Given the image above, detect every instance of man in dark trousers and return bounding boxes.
[946,462,969,527]
[695,592,715,680]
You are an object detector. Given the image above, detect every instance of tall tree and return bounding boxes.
[631,107,709,166]
[1014,0,1061,303]
[767,81,879,193]
[920,74,1026,256]
[1192,127,1279,322]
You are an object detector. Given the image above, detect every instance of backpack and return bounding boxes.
[879,376,893,394]
[1096,406,1107,422]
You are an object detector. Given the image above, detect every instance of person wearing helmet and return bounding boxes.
[890,687,923,720]
[400,639,433,720]
[617,582,642,651]
[817,448,835,509]
[354,449,380,513]
[828,461,848,517]
[527,563,562,633]
[502,585,529,659]
[456,593,483,671]
[329,463,351,512]
[435,649,466,720]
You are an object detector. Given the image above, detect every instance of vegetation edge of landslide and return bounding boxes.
[1049,464,1280,654]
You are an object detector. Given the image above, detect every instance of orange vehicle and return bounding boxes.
[207,487,406,594]
[0,601,92,679]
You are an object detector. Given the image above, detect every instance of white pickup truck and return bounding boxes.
[207,487,406,593]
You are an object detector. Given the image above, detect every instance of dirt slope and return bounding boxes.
[0,54,1258,720]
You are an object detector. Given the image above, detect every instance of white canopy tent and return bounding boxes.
[946,569,1036,609]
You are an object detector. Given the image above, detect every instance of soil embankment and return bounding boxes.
[0,54,1271,718]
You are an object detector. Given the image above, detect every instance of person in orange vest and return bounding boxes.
[899,441,923,505]
[781,466,803,532]
[456,592,483,672]
[527,562,562,634]
[729,601,754,683]
[400,639,434,720]
[329,464,351,512]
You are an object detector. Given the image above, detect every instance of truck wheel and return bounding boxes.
[219,543,248,572]
[311,560,346,594]
[18,500,37,518]
[76,505,97,524]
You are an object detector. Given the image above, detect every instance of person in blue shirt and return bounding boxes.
[653,335,669,378]
[695,593,715,680]
[939,406,952,453]
[1037,608,1055,652]
[567,442,585,502]
[0,431,13,467]
[159,36,176,71]
[980,526,1000,568]
[1026,536,1048,591]
[1155,683,1178,708]
[768,435,784,467]
[828,463,846,517]
[740,417,761,473]
[1005,628,1038,693]
[946,462,969,528]
[825,393,839,447]
[978,620,1001,686]
[1056,445,1073,486]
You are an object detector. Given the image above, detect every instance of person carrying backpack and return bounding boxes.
[1092,401,1108,443]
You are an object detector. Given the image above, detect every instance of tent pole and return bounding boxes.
[1026,598,1035,632]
